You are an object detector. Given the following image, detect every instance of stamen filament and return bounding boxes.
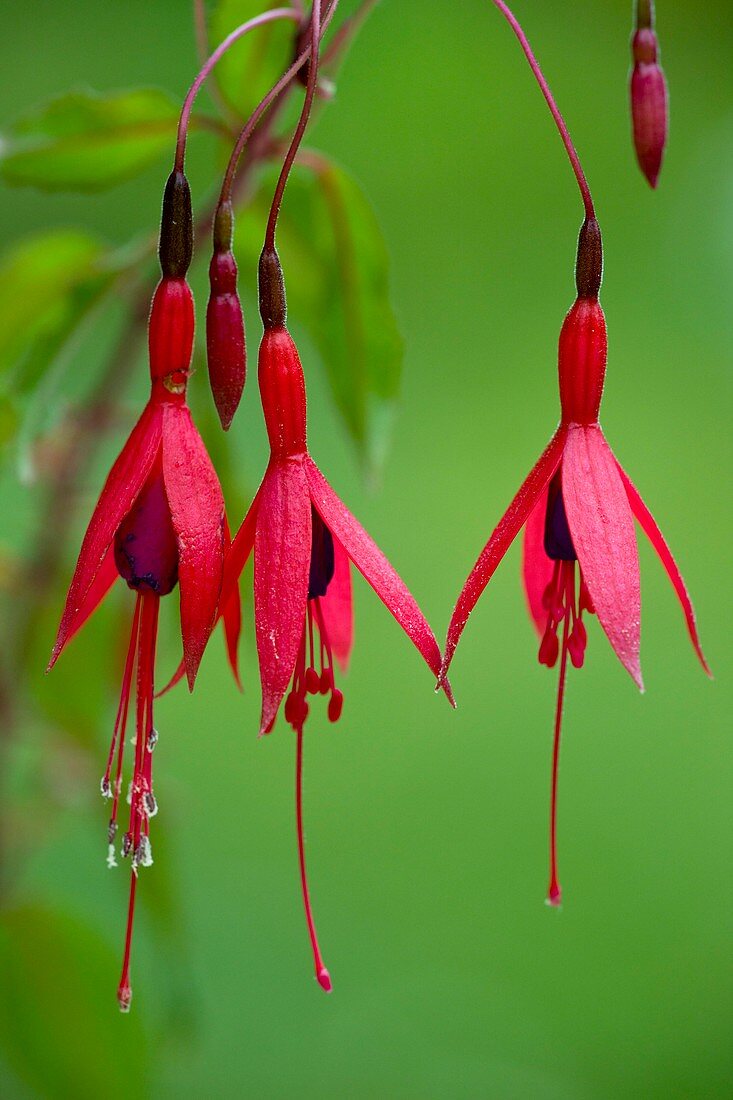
[295,724,331,992]
[117,592,160,1010]
[547,563,572,907]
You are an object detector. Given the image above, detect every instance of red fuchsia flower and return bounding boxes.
[222,247,454,991]
[439,215,710,906]
[48,170,239,1011]
[630,0,668,188]
[439,2,709,907]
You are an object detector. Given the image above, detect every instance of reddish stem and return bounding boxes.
[219,0,339,209]
[264,0,325,251]
[174,6,301,172]
[295,725,332,991]
[489,0,595,221]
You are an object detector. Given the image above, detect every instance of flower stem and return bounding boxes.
[174,6,301,172]
[489,1,595,221]
[295,724,332,991]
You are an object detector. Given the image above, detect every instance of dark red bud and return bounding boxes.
[148,277,194,397]
[630,4,668,188]
[114,463,179,596]
[207,250,246,431]
[159,170,193,278]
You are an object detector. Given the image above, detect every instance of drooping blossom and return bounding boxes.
[222,247,454,990]
[49,170,239,1010]
[630,0,668,188]
[439,216,709,905]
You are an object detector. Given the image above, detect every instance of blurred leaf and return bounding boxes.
[0,394,19,447]
[235,162,403,478]
[0,905,149,1097]
[0,230,111,391]
[210,1,296,118]
[0,87,179,191]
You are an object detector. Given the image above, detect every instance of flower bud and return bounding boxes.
[207,261,246,432]
[630,3,668,188]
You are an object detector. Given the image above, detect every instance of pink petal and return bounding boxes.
[304,457,453,704]
[255,460,311,735]
[318,533,353,672]
[522,484,554,637]
[441,428,567,682]
[616,461,711,676]
[562,426,643,690]
[49,402,163,669]
[162,404,225,690]
[222,515,243,691]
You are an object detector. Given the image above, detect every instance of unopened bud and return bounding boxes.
[207,205,246,431]
[258,248,287,330]
[630,3,668,188]
[159,170,193,277]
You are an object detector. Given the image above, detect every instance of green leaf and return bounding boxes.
[210,1,297,118]
[235,162,404,477]
[0,87,179,191]
[0,230,111,391]
[0,906,149,1098]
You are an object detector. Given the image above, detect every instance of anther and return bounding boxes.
[305,667,321,695]
[568,621,587,669]
[132,836,153,870]
[327,690,344,724]
[107,819,118,845]
[147,727,159,752]
[121,832,133,859]
[100,777,112,799]
[539,626,560,668]
[143,791,158,818]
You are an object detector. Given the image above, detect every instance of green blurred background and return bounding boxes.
[0,1,731,1096]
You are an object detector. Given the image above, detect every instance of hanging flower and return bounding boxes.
[48,170,239,1010]
[439,218,709,906]
[222,248,454,990]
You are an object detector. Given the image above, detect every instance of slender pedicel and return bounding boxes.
[174,7,301,172]
[218,0,339,208]
[489,0,595,220]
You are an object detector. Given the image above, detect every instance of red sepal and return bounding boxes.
[318,533,353,672]
[522,485,554,638]
[255,460,311,735]
[49,402,163,669]
[162,404,225,689]
[440,428,567,683]
[562,426,643,690]
[304,457,452,704]
[616,461,711,676]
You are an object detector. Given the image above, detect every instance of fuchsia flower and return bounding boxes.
[630,0,668,188]
[439,217,709,906]
[49,170,239,1010]
[223,249,454,990]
